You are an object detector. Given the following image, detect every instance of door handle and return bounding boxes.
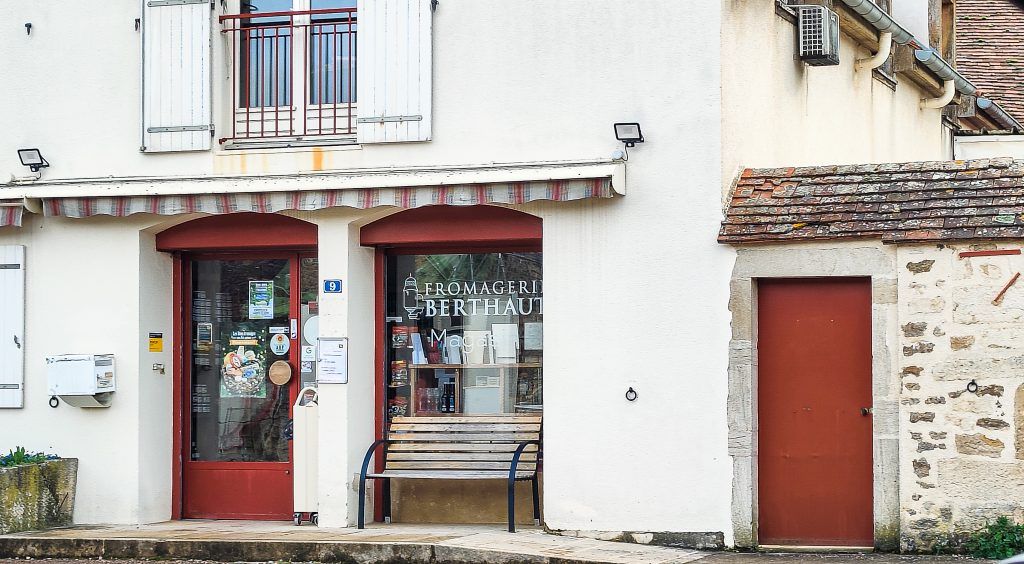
[861,407,873,416]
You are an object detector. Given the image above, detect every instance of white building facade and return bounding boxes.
[0,0,997,550]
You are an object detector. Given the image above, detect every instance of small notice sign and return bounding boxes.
[323,280,343,293]
[149,332,164,353]
[317,337,348,384]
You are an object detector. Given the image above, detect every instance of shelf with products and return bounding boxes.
[407,363,542,416]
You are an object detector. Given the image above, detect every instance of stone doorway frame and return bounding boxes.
[726,242,901,549]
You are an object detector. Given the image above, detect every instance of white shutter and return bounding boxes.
[356,0,433,143]
[142,0,212,152]
[0,246,24,409]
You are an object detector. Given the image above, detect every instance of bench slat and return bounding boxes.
[387,461,537,471]
[388,452,537,462]
[388,423,541,433]
[388,432,539,442]
[392,416,541,424]
[387,442,538,453]
[369,470,535,479]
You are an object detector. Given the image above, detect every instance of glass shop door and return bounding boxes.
[182,253,318,519]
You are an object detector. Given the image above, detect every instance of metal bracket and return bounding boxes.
[0,263,21,270]
[356,115,423,124]
[147,125,212,133]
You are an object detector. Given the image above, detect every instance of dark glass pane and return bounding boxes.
[190,259,291,462]
[299,257,319,389]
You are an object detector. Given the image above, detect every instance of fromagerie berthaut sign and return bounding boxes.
[410,277,543,318]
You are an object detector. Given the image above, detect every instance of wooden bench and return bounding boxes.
[358,415,542,532]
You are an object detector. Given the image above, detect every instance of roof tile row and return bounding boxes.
[719,158,1024,244]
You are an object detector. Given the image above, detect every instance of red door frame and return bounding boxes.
[362,205,542,523]
[178,251,310,520]
[161,213,318,520]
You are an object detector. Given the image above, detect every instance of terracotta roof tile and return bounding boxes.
[956,0,1024,122]
[718,159,1024,244]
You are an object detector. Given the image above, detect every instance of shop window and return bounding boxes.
[384,252,543,420]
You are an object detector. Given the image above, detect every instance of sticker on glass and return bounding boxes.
[221,329,266,398]
[248,281,274,320]
[270,333,290,356]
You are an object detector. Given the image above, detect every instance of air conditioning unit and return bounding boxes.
[797,5,840,66]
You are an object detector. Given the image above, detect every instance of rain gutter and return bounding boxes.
[976,98,1024,132]
[836,0,980,97]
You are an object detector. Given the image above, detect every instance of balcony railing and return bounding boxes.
[220,8,356,144]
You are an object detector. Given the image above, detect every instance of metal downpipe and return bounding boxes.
[856,31,892,71]
[921,80,956,109]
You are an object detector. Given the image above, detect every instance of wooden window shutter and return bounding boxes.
[0,246,25,409]
[356,0,433,143]
[142,0,213,152]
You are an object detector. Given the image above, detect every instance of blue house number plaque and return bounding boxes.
[323,279,343,293]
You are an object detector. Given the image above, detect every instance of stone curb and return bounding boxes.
[0,537,616,564]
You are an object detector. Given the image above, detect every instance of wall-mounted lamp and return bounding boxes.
[17,149,49,173]
[614,122,644,148]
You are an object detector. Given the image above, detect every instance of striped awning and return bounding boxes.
[0,201,24,227]
[41,178,614,219]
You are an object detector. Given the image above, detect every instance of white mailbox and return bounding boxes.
[46,354,116,408]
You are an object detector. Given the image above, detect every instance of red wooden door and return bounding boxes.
[757,278,873,546]
[181,254,310,520]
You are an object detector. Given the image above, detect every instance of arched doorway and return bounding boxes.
[361,206,545,525]
[159,213,318,520]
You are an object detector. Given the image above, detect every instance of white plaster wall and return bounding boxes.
[0,0,733,540]
[0,214,166,524]
[136,229,174,523]
[721,0,951,198]
[954,135,1024,160]
[2,0,715,183]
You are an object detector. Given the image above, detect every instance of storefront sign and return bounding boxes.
[407,276,543,320]
[148,332,164,353]
[323,279,343,293]
[317,337,348,384]
[248,281,274,320]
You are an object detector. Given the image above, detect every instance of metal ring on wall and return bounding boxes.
[625,387,638,402]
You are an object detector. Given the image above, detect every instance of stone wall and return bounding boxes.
[897,244,1024,551]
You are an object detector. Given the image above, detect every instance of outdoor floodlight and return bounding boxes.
[614,123,644,147]
[17,149,49,173]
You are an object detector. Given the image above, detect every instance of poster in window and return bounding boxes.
[220,329,267,398]
[248,281,274,320]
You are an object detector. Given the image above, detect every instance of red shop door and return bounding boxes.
[757,278,873,547]
[182,254,316,520]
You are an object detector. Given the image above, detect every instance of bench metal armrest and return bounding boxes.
[359,438,391,481]
[508,440,541,481]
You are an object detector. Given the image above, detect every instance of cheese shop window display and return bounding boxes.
[384,252,543,420]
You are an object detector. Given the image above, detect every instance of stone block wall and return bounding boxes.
[897,243,1024,551]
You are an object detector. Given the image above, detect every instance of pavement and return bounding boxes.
[0,521,994,564]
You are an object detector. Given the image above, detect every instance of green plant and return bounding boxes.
[965,516,1024,559]
[0,446,56,468]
